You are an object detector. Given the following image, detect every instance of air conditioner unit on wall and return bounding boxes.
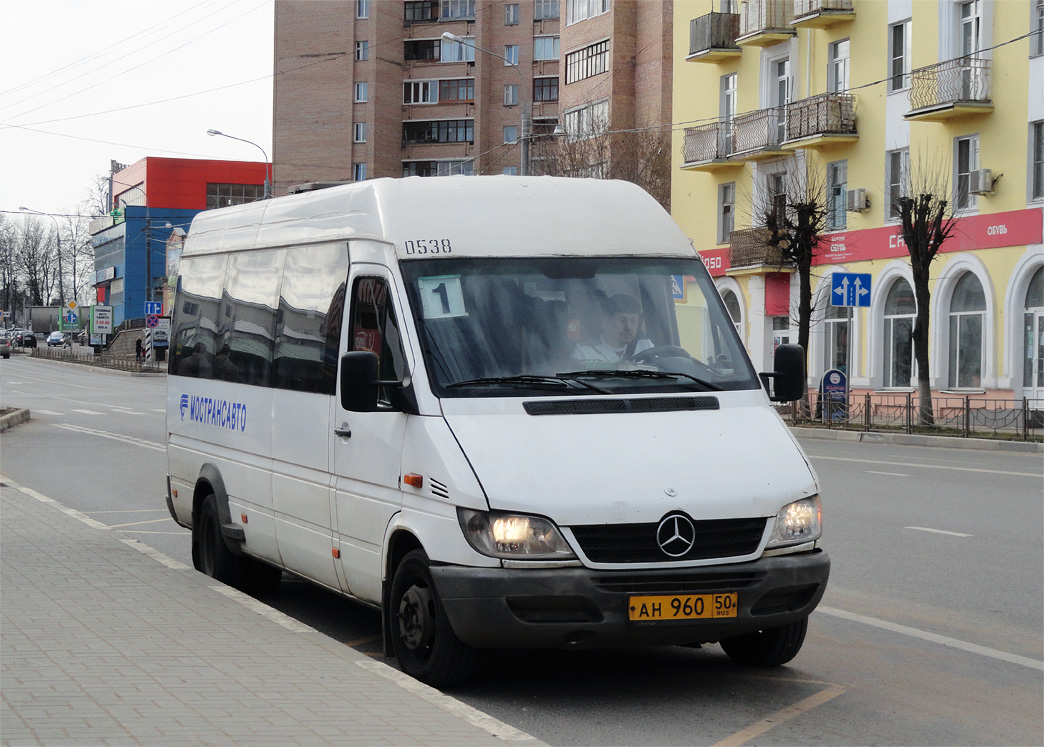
[969,168,993,195]
[846,188,869,212]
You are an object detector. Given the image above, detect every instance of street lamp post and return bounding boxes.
[441,32,530,176]
[207,129,272,198]
[19,206,64,309]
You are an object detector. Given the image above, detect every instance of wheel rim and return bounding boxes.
[397,581,436,657]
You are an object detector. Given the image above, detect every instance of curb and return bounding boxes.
[0,408,29,432]
[791,426,1044,454]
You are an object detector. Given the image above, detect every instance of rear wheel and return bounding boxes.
[193,493,281,595]
[720,617,808,667]
[390,549,475,687]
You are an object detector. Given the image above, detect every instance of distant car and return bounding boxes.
[0,336,10,359]
[17,331,36,348]
[46,331,67,347]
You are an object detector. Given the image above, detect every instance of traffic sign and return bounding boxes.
[146,314,159,328]
[831,272,871,307]
[145,301,162,316]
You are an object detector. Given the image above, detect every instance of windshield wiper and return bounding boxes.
[557,369,724,391]
[447,375,609,393]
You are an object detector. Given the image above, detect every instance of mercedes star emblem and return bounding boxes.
[656,513,696,558]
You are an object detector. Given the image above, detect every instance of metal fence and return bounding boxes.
[30,347,161,374]
[908,57,991,111]
[778,391,1044,442]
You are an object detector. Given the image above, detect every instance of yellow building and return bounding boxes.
[671,0,1043,409]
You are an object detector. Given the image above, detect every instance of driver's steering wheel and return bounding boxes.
[628,345,692,364]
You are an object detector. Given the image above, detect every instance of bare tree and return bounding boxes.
[0,215,20,320]
[15,217,57,306]
[534,127,672,211]
[892,155,958,427]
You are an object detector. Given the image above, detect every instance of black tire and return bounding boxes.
[720,617,808,667]
[193,493,282,595]
[390,549,475,687]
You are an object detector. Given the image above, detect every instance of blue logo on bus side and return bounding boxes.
[180,393,247,432]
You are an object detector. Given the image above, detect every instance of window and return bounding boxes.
[206,183,265,209]
[823,303,849,375]
[828,39,850,93]
[504,84,519,106]
[882,279,916,388]
[354,82,368,103]
[720,289,742,336]
[563,99,608,140]
[955,135,980,210]
[1032,121,1044,200]
[1034,1,1044,57]
[947,272,986,388]
[504,45,519,65]
[1023,267,1043,390]
[355,41,369,61]
[535,0,560,20]
[440,78,474,101]
[505,3,519,24]
[353,162,367,181]
[768,172,787,224]
[354,122,368,143]
[402,119,475,145]
[503,166,519,175]
[504,126,519,144]
[349,277,407,400]
[717,183,735,245]
[440,0,475,19]
[565,40,609,84]
[720,73,737,156]
[566,0,610,25]
[402,160,475,176]
[535,36,560,61]
[357,0,370,18]
[404,80,438,104]
[772,57,790,145]
[405,1,438,22]
[889,20,911,91]
[826,160,847,230]
[533,76,559,101]
[440,37,475,62]
[887,148,909,220]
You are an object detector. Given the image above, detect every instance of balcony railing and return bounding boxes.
[682,122,734,165]
[688,12,740,58]
[784,92,856,143]
[738,0,794,42]
[728,228,786,269]
[792,0,854,26]
[907,57,992,116]
[732,108,786,157]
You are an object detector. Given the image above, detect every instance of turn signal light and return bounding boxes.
[403,473,424,488]
[241,514,248,524]
[332,548,341,559]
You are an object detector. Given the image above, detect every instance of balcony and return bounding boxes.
[728,228,787,272]
[783,92,857,149]
[732,108,791,160]
[905,57,993,122]
[736,0,795,47]
[791,0,855,29]
[680,122,744,171]
[686,12,741,63]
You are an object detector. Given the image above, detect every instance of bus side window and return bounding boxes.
[350,277,407,398]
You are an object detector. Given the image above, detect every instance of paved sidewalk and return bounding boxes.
[0,477,545,747]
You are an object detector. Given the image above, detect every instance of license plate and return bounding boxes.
[628,593,738,621]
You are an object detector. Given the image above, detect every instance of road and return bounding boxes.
[2,356,1042,746]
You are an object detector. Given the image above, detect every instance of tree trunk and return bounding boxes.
[911,272,934,426]
[796,261,813,418]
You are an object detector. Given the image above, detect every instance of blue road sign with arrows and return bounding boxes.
[831,272,871,307]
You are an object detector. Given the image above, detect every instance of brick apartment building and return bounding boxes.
[272,0,672,191]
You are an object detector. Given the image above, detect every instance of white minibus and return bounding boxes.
[166,176,829,686]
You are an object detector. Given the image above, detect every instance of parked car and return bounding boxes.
[46,331,68,347]
[0,335,10,359]
[17,331,36,348]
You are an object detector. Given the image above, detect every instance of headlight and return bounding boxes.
[457,508,577,560]
[766,496,822,548]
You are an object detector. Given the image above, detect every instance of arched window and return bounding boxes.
[1024,266,1043,392]
[947,272,986,388]
[883,279,916,387]
[721,289,742,336]
[823,302,849,374]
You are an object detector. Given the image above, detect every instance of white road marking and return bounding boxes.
[29,409,63,416]
[109,517,175,529]
[865,470,909,477]
[52,422,164,451]
[71,408,104,415]
[110,410,147,415]
[906,526,973,537]
[818,606,1044,670]
[809,454,1042,479]
[713,682,847,747]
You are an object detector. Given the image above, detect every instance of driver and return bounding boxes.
[571,294,654,363]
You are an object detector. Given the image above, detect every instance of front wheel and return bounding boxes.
[390,549,475,687]
[720,617,808,667]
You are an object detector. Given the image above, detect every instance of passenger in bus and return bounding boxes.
[213,344,240,382]
[179,342,212,378]
[571,294,654,363]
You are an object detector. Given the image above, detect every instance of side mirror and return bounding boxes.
[340,351,381,412]
[760,344,806,402]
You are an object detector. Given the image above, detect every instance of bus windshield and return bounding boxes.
[401,256,760,397]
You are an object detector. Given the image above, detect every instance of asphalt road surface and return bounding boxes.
[2,356,1041,746]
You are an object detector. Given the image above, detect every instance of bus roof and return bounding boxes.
[183,176,696,260]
